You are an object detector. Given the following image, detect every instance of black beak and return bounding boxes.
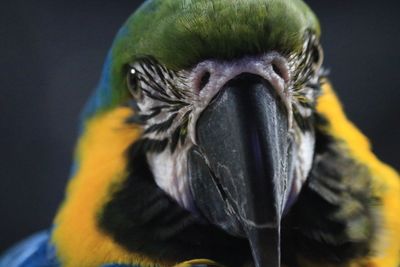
[188,73,294,267]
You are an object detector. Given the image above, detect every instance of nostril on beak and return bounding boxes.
[270,58,290,83]
[198,71,211,92]
[272,62,284,80]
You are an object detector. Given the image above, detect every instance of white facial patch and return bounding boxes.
[146,144,195,211]
[291,129,315,199]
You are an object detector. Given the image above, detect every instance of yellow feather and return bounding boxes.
[173,259,223,267]
[51,107,174,267]
[308,81,400,267]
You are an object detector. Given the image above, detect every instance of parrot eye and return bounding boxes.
[127,66,142,100]
[312,43,323,69]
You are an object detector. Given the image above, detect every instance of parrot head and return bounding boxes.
[82,0,324,266]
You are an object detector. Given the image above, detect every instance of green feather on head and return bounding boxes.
[94,0,320,114]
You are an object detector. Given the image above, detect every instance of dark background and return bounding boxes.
[1,0,399,252]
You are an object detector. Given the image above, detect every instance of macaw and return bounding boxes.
[1,0,399,267]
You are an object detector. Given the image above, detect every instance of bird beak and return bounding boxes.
[188,73,295,267]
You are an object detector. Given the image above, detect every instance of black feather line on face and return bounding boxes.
[152,62,168,84]
[290,32,324,95]
[169,125,182,153]
[137,138,169,153]
[135,56,188,101]
[140,74,171,99]
[167,79,186,100]
[292,108,313,132]
[126,56,194,152]
[144,112,178,135]
[140,85,187,106]
[127,107,163,125]
[140,107,163,121]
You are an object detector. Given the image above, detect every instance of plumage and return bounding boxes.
[1,0,399,267]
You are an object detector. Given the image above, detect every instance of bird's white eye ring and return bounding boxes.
[127,66,142,100]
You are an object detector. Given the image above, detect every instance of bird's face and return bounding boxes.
[110,0,324,266]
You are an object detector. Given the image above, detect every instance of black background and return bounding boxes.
[1,0,399,252]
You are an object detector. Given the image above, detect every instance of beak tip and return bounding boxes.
[247,226,281,267]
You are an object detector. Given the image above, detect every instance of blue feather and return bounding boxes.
[0,231,59,267]
[102,265,139,267]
